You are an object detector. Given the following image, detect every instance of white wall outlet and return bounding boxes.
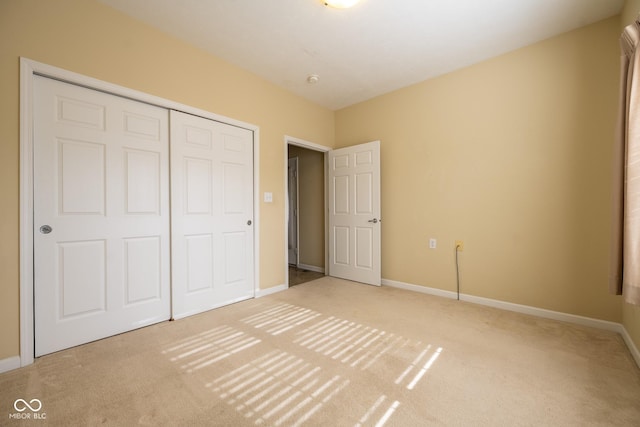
[429,238,437,249]
[264,192,273,203]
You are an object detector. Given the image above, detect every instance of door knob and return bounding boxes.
[368,218,378,224]
[39,225,52,234]
[247,220,252,226]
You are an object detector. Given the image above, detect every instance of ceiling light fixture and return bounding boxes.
[307,74,320,84]
[323,0,360,9]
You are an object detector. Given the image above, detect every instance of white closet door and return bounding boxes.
[170,110,254,319]
[34,76,171,356]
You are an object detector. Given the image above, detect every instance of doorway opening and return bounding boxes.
[285,137,330,287]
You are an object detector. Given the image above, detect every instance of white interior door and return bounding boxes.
[288,157,299,266]
[328,140,381,286]
[170,110,254,319]
[34,76,171,356]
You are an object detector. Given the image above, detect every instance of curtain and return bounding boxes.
[611,18,640,306]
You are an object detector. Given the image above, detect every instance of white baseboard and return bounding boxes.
[382,278,639,368]
[0,356,21,374]
[621,325,640,368]
[256,283,288,298]
[383,278,621,332]
[460,294,623,333]
[382,278,458,300]
[296,264,325,274]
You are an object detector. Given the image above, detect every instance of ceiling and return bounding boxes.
[99,0,624,110]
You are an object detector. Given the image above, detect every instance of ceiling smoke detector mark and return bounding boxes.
[307,74,320,84]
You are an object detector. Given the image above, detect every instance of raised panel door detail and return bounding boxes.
[224,232,246,284]
[334,227,350,266]
[59,240,106,318]
[186,234,214,293]
[35,76,170,356]
[170,110,254,319]
[59,139,105,215]
[125,149,160,215]
[223,134,245,152]
[355,150,373,166]
[328,140,380,286]
[123,111,161,141]
[355,172,373,215]
[185,125,213,149]
[334,175,350,215]
[333,154,349,170]
[124,237,162,305]
[223,163,244,214]
[355,227,373,270]
[56,96,105,130]
[184,158,213,215]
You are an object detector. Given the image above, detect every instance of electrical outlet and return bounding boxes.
[455,240,464,251]
[429,238,437,249]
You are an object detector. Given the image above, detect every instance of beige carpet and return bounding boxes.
[2,277,640,426]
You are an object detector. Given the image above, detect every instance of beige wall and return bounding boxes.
[288,146,325,269]
[0,0,334,360]
[336,17,622,322]
[2,0,636,364]
[621,0,640,359]
[623,0,640,26]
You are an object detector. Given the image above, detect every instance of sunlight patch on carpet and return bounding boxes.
[241,303,322,335]
[206,349,350,426]
[162,325,261,373]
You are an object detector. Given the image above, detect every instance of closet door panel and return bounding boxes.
[171,111,254,319]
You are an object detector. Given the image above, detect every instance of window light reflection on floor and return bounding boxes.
[161,325,261,373]
[206,349,350,426]
[241,303,321,335]
[163,301,445,425]
[407,347,443,390]
[376,400,401,427]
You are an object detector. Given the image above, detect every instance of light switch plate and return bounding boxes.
[264,192,273,203]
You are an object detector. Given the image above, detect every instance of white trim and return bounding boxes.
[283,136,331,289]
[20,58,36,368]
[288,156,300,267]
[253,130,261,301]
[0,356,21,374]
[255,284,288,298]
[460,294,623,333]
[297,264,325,274]
[621,326,640,368]
[285,135,331,153]
[383,278,640,368]
[382,279,458,300]
[383,278,623,333]
[20,57,261,368]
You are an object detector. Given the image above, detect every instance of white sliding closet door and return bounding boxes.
[170,110,254,319]
[33,76,171,356]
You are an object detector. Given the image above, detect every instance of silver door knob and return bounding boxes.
[368,218,378,224]
[40,225,52,234]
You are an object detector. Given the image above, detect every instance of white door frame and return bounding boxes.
[19,58,261,367]
[288,157,300,266]
[283,136,330,287]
